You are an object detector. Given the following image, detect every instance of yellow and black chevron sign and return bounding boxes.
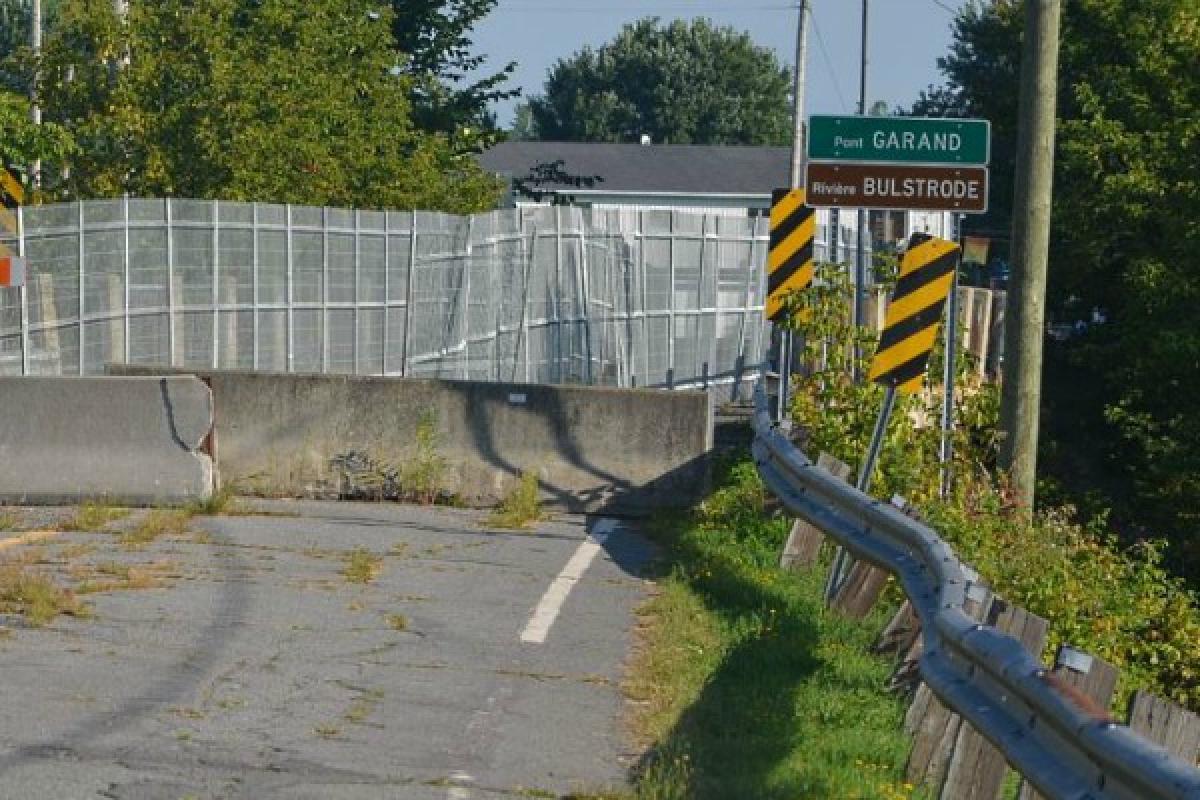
[867,232,961,395]
[766,187,815,323]
[1,165,24,239]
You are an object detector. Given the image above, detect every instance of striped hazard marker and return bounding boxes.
[868,232,961,394]
[766,188,815,323]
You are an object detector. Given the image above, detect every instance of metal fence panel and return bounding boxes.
[4,197,772,389]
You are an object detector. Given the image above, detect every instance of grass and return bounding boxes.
[119,510,191,549]
[342,548,384,584]
[185,485,237,516]
[0,564,88,626]
[487,471,542,530]
[619,459,921,800]
[62,502,130,532]
[385,612,409,631]
[0,512,19,532]
[73,561,168,594]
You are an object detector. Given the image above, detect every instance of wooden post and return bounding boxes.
[1017,645,1118,800]
[938,598,1049,799]
[998,0,1063,512]
[780,453,852,568]
[873,600,919,659]
[1127,691,1200,765]
[905,584,993,790]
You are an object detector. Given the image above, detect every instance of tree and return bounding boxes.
[16,0,500,212]
[0,89,74,189]
[914,0,1200,576]
[388,0,517,150]
[527,17,792,145]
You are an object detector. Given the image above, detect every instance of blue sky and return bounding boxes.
[473,0,970,128]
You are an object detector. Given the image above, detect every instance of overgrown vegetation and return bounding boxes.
[401,409,449,504]
[623,460,920,800]
[912,0,1200,584]
[119,510,191,549]
[787,264,1200,713]
[0,563,86,626]
[330,409,453,505]
[342,548,384,584]
[62,502,131,533]
[487,471,542,530]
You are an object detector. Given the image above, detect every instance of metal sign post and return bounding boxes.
[939,214,967,498]
[825,233,962,602]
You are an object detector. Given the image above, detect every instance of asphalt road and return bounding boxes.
[0,501,655,799]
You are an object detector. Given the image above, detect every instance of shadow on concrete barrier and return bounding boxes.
[0,376,215,505]
[107,366,713,514]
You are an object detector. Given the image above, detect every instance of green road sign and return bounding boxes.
[808,115,990,165]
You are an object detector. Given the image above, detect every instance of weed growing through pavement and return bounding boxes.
[0,512,19,532]
[63,502,130,532]
[120,510,191,549]
[400,409,448,504]
[313,723,341,738]
[487,471,542,530]
[385,612,408,631]
[0,563,88,626]
[185,485,237,516]
[342,548,383,584]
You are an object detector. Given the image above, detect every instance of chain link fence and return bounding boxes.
[0,198,774,391]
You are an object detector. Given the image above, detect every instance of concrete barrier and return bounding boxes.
[0,376,215,504]
[107,367,713,513]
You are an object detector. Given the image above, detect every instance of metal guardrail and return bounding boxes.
[750,379,1200,800]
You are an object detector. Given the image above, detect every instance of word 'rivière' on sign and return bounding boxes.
[766,188,815,323]
[806,163,989,213]
[868,232,960,394]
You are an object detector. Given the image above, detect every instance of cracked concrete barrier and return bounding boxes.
[0,376,215,504]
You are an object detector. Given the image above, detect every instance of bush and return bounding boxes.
[785,262,1200,713]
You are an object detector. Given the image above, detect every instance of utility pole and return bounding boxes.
[778,0,809,422]
[853,0,869,371]
[999,0,1062,514]
[30,0,42,186]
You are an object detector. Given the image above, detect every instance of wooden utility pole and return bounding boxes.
[999,0,1062,513]
[778,0,809,421]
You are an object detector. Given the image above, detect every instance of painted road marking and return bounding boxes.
[445,770,474,799]
[519,518,616,644]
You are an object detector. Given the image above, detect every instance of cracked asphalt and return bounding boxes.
[0,501,655,799]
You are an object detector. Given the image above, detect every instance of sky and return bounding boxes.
[472,0,970,129]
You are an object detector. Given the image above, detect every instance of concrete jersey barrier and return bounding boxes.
[0,376,215,505]
[108,366,713,513]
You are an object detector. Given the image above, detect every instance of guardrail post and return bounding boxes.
[1127,691,1200,765]
[779,452,851,568]
[1017,645,1118,800]
[905,584,994,792]
[940,597,1049,799]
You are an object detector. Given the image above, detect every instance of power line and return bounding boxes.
[810,9,850,112]
[930,0,958,14]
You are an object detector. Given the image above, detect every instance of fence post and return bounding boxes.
[122,195,131,366]
[77,200,85,373]
[402,209,417,377]
[285,204,294,373]
[18,203,29,375]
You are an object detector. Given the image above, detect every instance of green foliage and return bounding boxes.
[487,470,542,530]
[787,262,998,505]
[387,0,516,149]
[528,17,792,145]
[627,459,920,800]
[9,0,500,211]
[913,0,1200,579]
[785,264,1200,713]
[0,89,74,191]
[400,409,448,504]
[927,489,1200,713]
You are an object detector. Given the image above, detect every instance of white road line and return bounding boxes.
[519,518,617,644]
[446,770,474,799]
